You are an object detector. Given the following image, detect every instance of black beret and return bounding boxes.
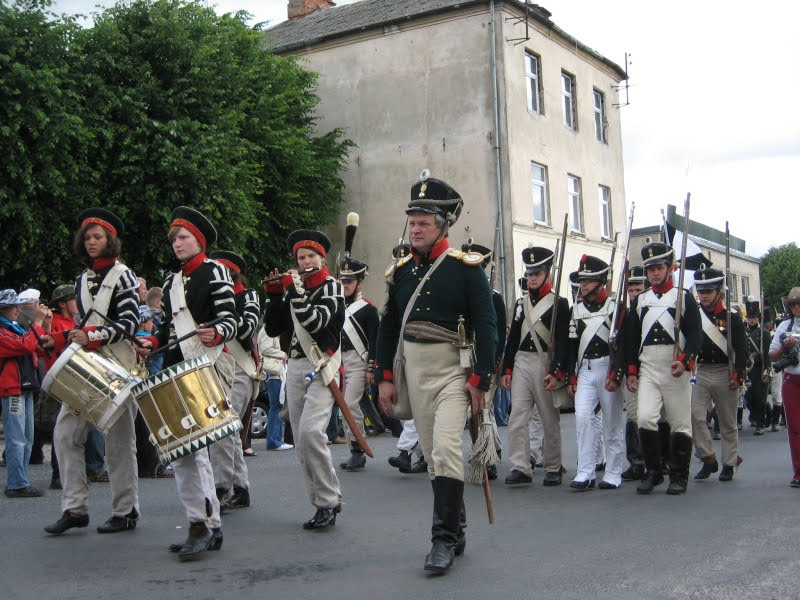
[171,206,217,247]
[288,229,331,257]
[78,208,124,237]
[210,250,247,274]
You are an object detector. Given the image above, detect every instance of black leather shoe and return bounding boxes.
[504,469,532,486]
[542,471,562,486]
[228,487,250,509]
[175,528,222,552]
[407,456,428,474]
[303,505,341,530]
[388,450,412,471]
[5,485,44,498]
[636,470,664,494]
[598,481,620,489]
[570,479,595,490]
[666,478,688,495]
[87,470,110,483]
[44,511,89,535]
[97,508,138,533]
[718,466,734,481]
[424,540,455,573]
[176,522,215,561]
[790,479,800,488]
[339,448,367,471]
[694,459,719,480]
[621,464,644,481]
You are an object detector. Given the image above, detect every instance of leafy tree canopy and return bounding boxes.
[760,243,800,318]
[0,0,354,296]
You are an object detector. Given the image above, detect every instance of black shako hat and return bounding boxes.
[628,265,646,284]
[641,242,674,268]
[78,208,124,238]
[744,295,761,318]
[288,230,331,258]
[340,258,368,280]
[693,267,724,290]
[577,255,610,281]
[461,243,493,268]
[522,246,554,274]
[210,250,247,274]
[568,270,580,290]
[171,206,217,248]
[407,169,464,226]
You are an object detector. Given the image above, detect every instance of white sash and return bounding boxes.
[521,293,554,356]
[227,338,257,378]
[700,309,728,356]
[289,286,341,386]
[343,298,369,362]
[79,262,136,370]
[169,271,222,362]
[637,288,685,352]
[574,297,614,367]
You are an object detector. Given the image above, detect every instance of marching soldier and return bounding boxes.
[338,256,379,471]
[501,247,570,487]
[209,250,260,510]
[624,242,702,495]
[744,296,772,435]
[45,209,141,535]
[263,230,346,530]
[690,268,747,481]
[376,171,497,573]
[621,266,648,481]
[566,256,626,489]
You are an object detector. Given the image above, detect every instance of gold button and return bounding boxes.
[426,307,431,311]
[416,308,420,312]
[426,291,431,295]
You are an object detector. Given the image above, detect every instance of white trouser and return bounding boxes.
[573,357,625,485]
[54,402,139,517]
[638,345,692,435]
[172,449,220,528]
[397,419,423,457]
[341,349,366,444]
[529,405,543,462]
[210,364,255,492]
[593,412,606,465]
[771,373,783,406]
[286,357,342,509]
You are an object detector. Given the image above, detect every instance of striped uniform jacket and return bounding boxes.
[232,286,260,352]
[155,253,237,368]
[263,268,344,358]
[74,258,140,350]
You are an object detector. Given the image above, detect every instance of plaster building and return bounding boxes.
[267,0,629,306]
[630,204,762,311]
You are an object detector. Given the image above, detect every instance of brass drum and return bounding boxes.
[131,354,242,464]
[41,343,141,434]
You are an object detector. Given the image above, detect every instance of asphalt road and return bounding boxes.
[2,415,798,600]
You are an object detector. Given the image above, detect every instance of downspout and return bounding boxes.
[490,1,508,306]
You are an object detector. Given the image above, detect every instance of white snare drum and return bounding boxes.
[131,354,242,464]
[41,343,141,434]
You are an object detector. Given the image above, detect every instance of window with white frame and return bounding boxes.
[567,175,583,233]
[598,185,612,239]
[730,274,739,302]
[741,276,750,299]
[525,51,542,114]
[593,88,607,143]
[530,162,549,224]
[562,71,576,130]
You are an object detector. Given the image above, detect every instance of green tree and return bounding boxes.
[761,243,800,317]
[0,0,354,293]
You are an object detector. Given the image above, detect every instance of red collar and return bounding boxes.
[529,280,552,300]
[304,267,330,289]
[710,297,725,315]
[584,286,608,305]
[181,252,207,275]
[411,238,450,262]
[233,282,245,295]
[86,257,117,271]
[651,277,674,294]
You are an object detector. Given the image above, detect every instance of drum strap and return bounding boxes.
[227,338,258,379]
[291,307,341,386]
[169,270,222,362]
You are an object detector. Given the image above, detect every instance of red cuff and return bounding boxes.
[203,331,223,348]
[733,371,743,384]
[627,365,638,376]
[553,369,564,381]
[569,375,577,386]
[468,374,481,388]
[264,274,293,295]
[382,369,394,382]
[677,353,695,371]
[504,368,513,377]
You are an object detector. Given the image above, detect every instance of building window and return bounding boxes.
[562,71,576,130]
[530,162,549,224]
[593,88,607,143]
[567,175,583,233]
[598,185,612,239]
[730,274,738,303]
[741,276,750,299]
[525,51,542,114]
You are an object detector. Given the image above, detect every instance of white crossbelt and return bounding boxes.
[700,309,728,356]
[573,297,614,368]
[290,290,341,386]
[169,271,222,362]
[343,298,369,362]
[521,293,554,356]
[637,288,685,353]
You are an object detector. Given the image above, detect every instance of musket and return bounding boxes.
[674,193,691,361]
[548,214,569,371]
[606,230,620,294]
[608,202,635,349]
[725,222,734,378]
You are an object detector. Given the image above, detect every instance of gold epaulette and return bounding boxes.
[449,248,484,266]
[384,254,413,279]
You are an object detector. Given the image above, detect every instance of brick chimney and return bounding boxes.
[288,0,336,20]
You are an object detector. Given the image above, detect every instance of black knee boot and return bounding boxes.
[621,421,645,481]
[636,428,664,494]
[339,442,367,471]
[424,477,463,573]
[657,421,671,473]
[666,432,693,495]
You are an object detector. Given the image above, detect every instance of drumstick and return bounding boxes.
[77,309,95,329]
[86,308,146,348]
[147,317,227,358]
[29,324,52,359]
